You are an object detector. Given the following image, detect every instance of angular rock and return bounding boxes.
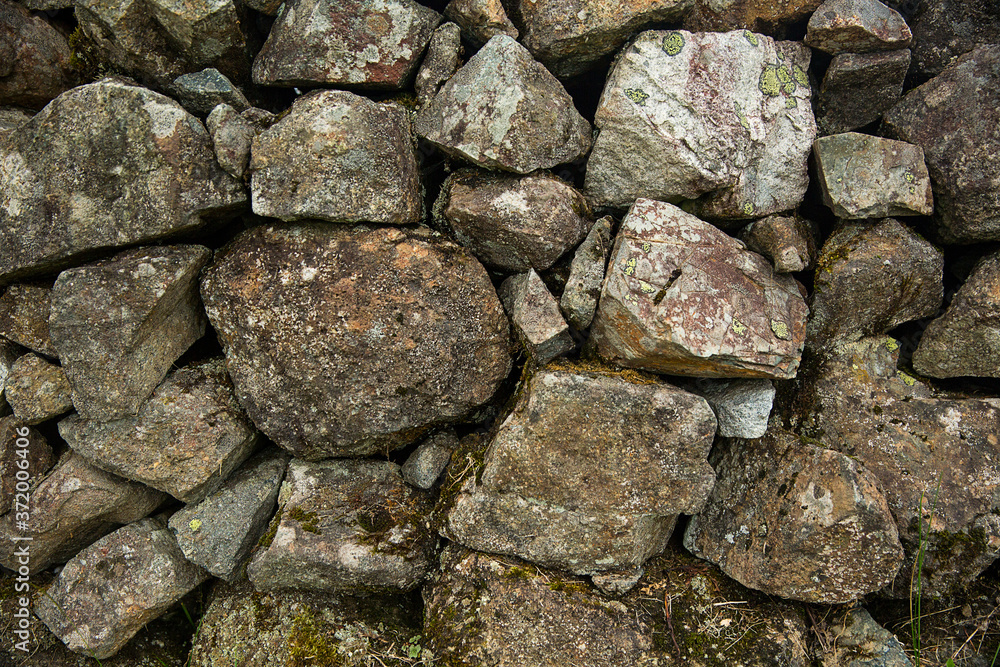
[206,103,255,179]
[446,365,717,576]
[58,359,259,503]
[586,31,817,219]
[169,448,288,580]
[415,22,462,107]
[0,450,167,573]
[4,353,73,424]
[0,0,76,109]
[401,430,456,489]
[884,46,1000,243]
[821,608,913,667]
[816,49,910,135]
[500,270,575,365]
[250,90,421,224]
[415,35,592,174]
[248,459,436,594]
[805,0,912,54]
[253,0,442,88]
[809,219,942,346]
[202,224,511,459]
[905,0,1000,81]
[691,378,775,438]
[0,106,32,135]
[34,517,210,660]
[425,546,656,666]
[913,251,1000,378]
[591,199,808,379]
[740,213,817,273]
[0,416,53,514]
[0,283,57,357]
[516,0,692,78]
[49,245,211,421]
[171,68,250,116]
[444,0,518,46]
[684,0,822,34]
[684,429,905,604]
[561,215,612,330]
[145,0,248,71]
[437,169,591,272]
[0,337,17,413]
[0,79,244,283]
[814,133,933,219]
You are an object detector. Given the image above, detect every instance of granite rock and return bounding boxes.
[443,0,517,46]
[401,431,457,489]
[0,338,17,413]
[816,49,909,135]
[499,270,575,365]
[740,213,818,273]
[4,353,73,424]
[415,22,462,107]
[684,0,822,35]
[206,103,256,179]
[805,0,912,54]
[820,608,914,667]
[691,378,775,438]
[0,0,76,109]
[905,0,1000,82]
[171,68,250,116]
[561,215,612,329]
[0,283,57,357]
[0,416,53,514]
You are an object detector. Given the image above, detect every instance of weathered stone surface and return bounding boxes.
[0,106,31,135]
[684,429,904,604]
[820,608,913,667]
[500,270,575,365]
[740,213,817,273]
[446,365,717,576]
[884,46,1000,243]
[35,516,209,660]
[586,31,816,219]
[416,22,462,107]
[684,0,822,34]
[416,35,592,174]
[561,215,612,330]
[516,0,692,78]
[250,90,421,224]
[437,169,590,272]
[0,450,166,573]
[171,68,250,116]
[805,0,912,54]
[50,245,211,421]
[169,448,288,580]
[905,0,1000,81]
[0,0,75,110]
[444,0,517,46]
[4,353,73,424]
[0,283,57,357]
[253,0,442,88]
[248,459,436,594]
[691,378,775,438]
[592,199,808,378]
[0,337,16,413]
[0,416,53,514]
[0,79,244,283]
[424,546,656,666]
[401,430,456,489]
[206,103,255,179]
[913,251,1000,378]
[816,49,909,135]
[242,0,282,15]
[202,224,511,459]
[59,359,259,503]
[808,219,942,346]
[814,133,933,219]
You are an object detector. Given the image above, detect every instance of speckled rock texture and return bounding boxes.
[0,338,17,413]
[35,517,210,660]
[4,353,73,424]
[561,215,612,329]
[206,103,256,179]
[49,244,211,422]
[684,0,822,35]
[586,30,816,220]
[740,213,818,273]
[248,458,436,594]
[820,608,914,667]
[401,431,456,489]
[690,378,775,438]
[591,199,808,378]
[0,283,57,357]
[0,0,76,109]
[904,0,1000,82]
[446,365,717,577]
[0,79,244,284]
[415,35,592,174]
[250,90,422,224]
[814,133,933,219]
[171,68,250,116]
[444,0,517,46]
[0,416,53,514]
[499,270,575,365]
[684,428,904,604]
[805,0,912,54]
[816,49,909,135]
[415,22,462,107]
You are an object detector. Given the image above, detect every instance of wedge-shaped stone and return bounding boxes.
[740,213,817,273]
[684,0,821,35]
[805,0,912,54]
[561,215,612,330]
[591,199,808,378]
[690,378,775,438]
[500,271,574,365]
[4,353,73,424]
[415,22,462,107]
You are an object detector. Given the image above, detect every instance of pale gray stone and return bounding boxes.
[821,608,914,667]
[500,270,575,365]
[401,431,456,489]
[207,103,256,179]
[561,215,612,330]
[692,378,775,439]
[0,338,17,414]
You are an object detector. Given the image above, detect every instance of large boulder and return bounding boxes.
[904,0,1000,82]
[0,0,76,109]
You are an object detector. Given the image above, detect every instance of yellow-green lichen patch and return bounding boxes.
[641,242,652,252]
[885,338,899,352]
[734,101,751,131]
[742,201,755,216]
[638,280,657,294]
[287,609,341,666]
[622,256,637,276]
[663,32,685,56]
[770,320,790,340]
[732,319,748,335]
[624,88,649,106]
[743,30,759,46]
[785,97,798,109]
[759,65,782,97]
[897,371,916,386]
[189,519,203,532]
[792,64,808,87]
[777,65,795,94]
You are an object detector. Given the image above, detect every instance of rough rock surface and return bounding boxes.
[805,0,912,54]
[0,450,166,573]
[740,213,817,273]
[586,31,817,219]
[34,517,210,660]
[253,0,441,88]
[0,0,76,109]
[446,365,717,576]
[169,448,288,580]
[500,270,575,365]
[0,338,16,413]
[58,359,259,503]
[0,106,31,136]
[171,68,250,116]
[684,0,822,35]
[206,103,256,179]
[248,458,436,594]
[820,608,913,667]
[913,251,1000,378]
[250,90,421,224]
[0,79,244,283]
[905,0,1000,81]
[816,50,909,135]
[401,431,456,489]
[884,46,1000,243]
[0,416,53,514]
[591,199,808,379]
[814,133,933,219]
[0,283,57,357]
[437,169,590,272]
[444,0,517,46]
[684,429,904,603]
[561,215,612,329]
[808,219,942,346]
[49,245,211,421]
[4,353,73,424]
[415,22,462,107]
[201,223,511,459]
[415,35,592,174]
[691,378,775,438]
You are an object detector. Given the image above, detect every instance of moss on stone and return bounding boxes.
[287,506,321,534]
